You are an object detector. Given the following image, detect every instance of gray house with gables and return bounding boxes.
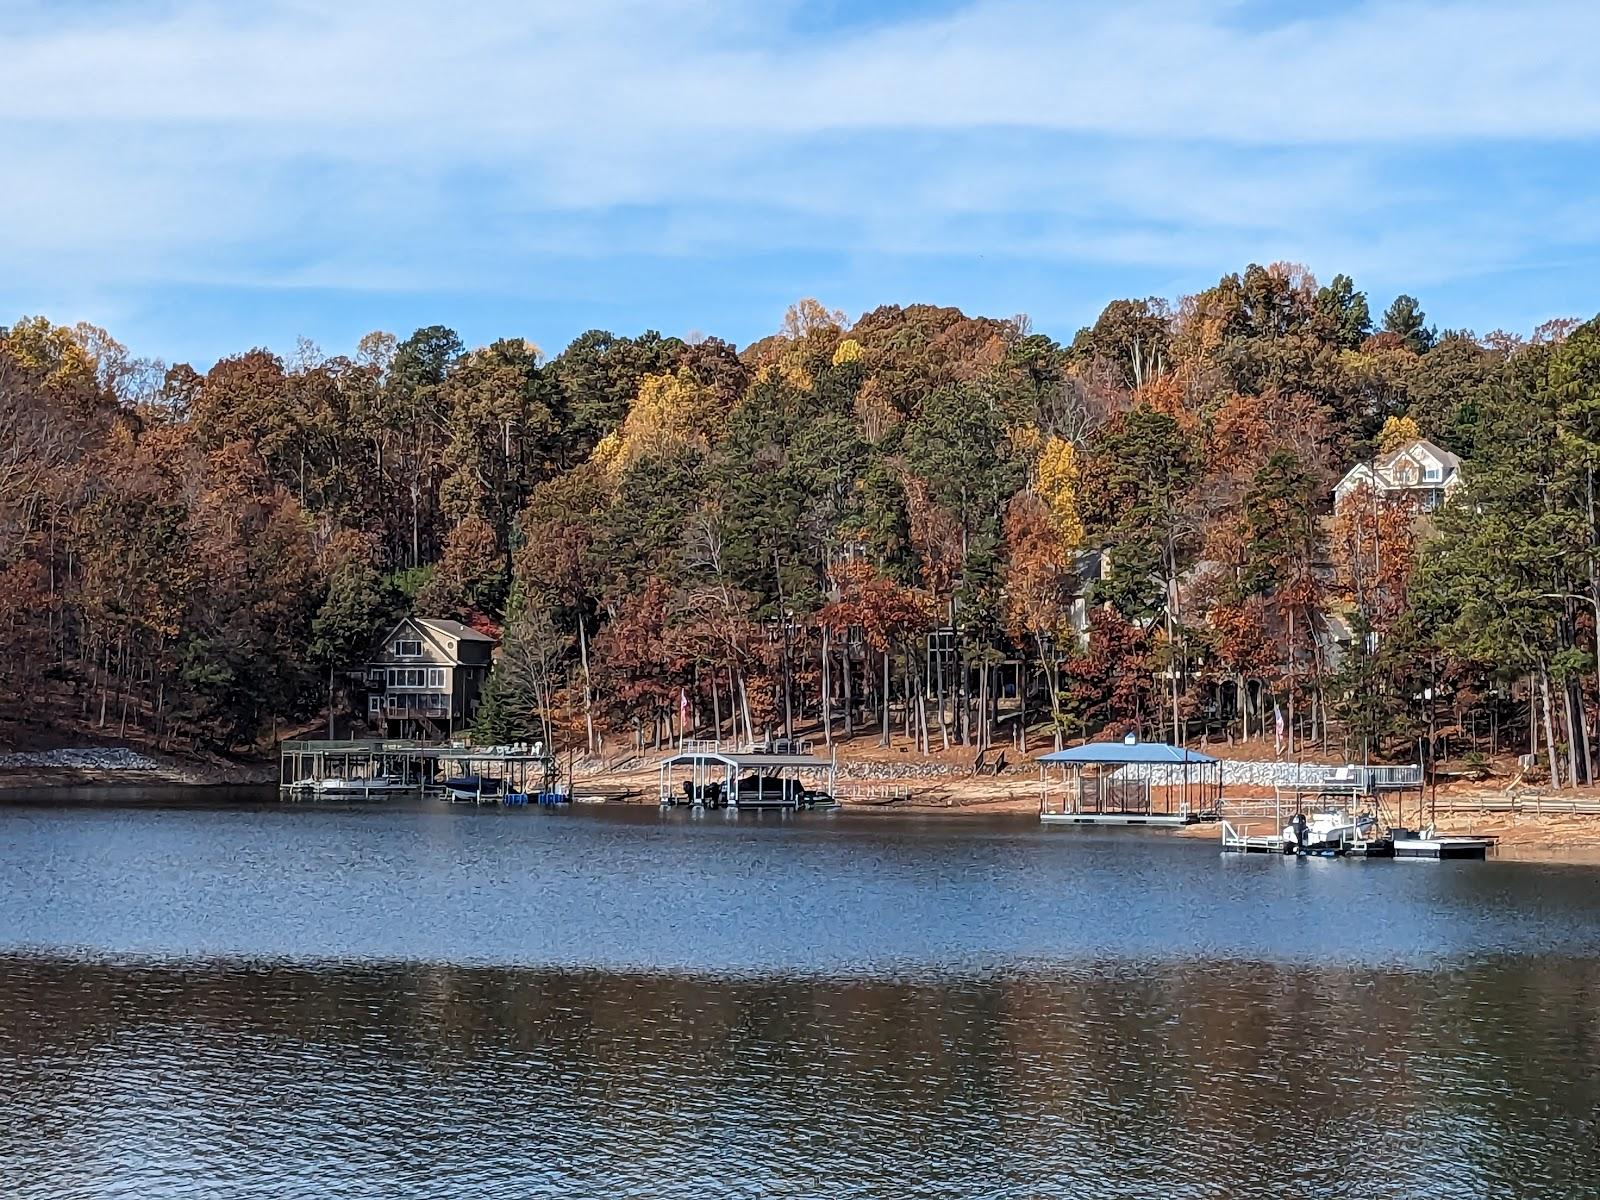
[358,617,496,738]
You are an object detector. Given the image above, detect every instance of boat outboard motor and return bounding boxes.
[1290,812,1309,855]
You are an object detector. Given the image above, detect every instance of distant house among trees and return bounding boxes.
[358,617,496,738]
[1333,438,1463,512]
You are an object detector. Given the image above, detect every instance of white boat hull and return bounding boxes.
[293,778,414,797]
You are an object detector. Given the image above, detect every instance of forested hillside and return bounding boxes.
[5,264,1600,783]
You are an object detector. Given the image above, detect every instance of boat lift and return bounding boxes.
[658,740,838,811]
[1220,764,1492,859]
[279,739,561,805]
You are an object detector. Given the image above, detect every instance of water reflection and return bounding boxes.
[5,799,1600,1198]
[3,954,1597,1199]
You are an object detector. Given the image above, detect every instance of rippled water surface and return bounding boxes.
[3,796,1599,1198]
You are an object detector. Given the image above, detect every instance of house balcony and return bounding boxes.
[371,692,454,721]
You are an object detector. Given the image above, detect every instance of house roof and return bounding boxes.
[415,618,497,644]
[1037,739,1218,766]
[1377,437,1460,475]
[1335,437,1462,497]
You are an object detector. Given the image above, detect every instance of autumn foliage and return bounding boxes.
[6,275,1600,769]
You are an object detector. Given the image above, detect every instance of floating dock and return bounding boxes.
[1220,819,1494,860]
[1391,835,1493,860]
[1041,811,1207,828]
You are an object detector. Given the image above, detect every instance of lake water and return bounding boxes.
[2,796,1599,1198]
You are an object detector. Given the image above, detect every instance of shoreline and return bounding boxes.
[8,735,1600,857]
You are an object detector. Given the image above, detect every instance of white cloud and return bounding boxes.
[1,0,1597,319]
[7,0,1600,140]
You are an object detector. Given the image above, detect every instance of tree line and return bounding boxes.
[4,266,1600,783]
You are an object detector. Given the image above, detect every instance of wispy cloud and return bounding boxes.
[2,0,1598,358]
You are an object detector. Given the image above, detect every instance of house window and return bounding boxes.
[368,694,382,715]
[428,668,445,689]
[388,667,429,689]
[368,668,385,684]
[393,639,422,658]
[1424,464,1441,482]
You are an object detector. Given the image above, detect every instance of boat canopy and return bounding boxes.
[1036,740,1219,767]
[659,750,833,771]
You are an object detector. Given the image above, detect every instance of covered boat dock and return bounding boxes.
[279,739,560,802]
[1038,737,1221,826]
[659,741,838,811]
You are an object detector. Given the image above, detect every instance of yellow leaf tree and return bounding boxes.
[1035,436,1085,550]
[1377,413,1421,453]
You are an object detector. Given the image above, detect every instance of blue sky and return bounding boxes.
[4,0,1600,367]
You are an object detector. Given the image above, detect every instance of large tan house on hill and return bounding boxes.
[359,617,496,738]
[1333,437,1463,512]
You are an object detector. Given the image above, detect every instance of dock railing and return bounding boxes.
[1284,765,1425,796]
[1221,818,1286,853]
[1358,765,1424,792]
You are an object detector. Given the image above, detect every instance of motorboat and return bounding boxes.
[440,775,505,802]
[290,775,415,798]
[1282,809,1377,855]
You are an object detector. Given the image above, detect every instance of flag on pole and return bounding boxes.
[1273,701,1285,757]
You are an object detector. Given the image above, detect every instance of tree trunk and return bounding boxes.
[1565,676,1587,789]
[97,642,111,729]
[1039,643,1063,750]
[958,642,970,747]
[577,613,596,754]
[1539,666,1563,789]
[1530,674,1539,764]
[880,649,891,747]
[738,670,755,747]
[711,668,722,746]
[820,625,833,746]
[841,646,854,739]
[1165,530,1182,746]
[1589,463,1600,778]
[902,661,914,742]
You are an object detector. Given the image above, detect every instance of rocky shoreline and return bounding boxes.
[0,744,275,789]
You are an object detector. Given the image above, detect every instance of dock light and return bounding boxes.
[1123,732,1137,745]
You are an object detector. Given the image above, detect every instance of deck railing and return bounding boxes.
[1359,765,1424,790]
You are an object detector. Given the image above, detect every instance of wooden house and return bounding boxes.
[1334,438,1463,513]
[358,617,496,738]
